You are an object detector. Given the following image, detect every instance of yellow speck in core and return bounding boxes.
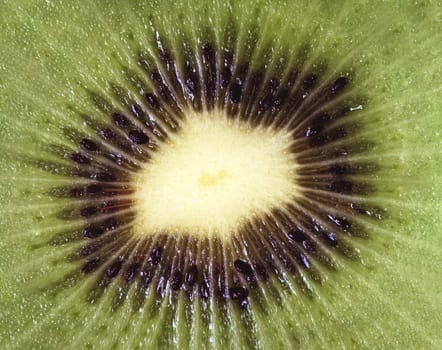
[132,110,299,241]
[199,170,229,187]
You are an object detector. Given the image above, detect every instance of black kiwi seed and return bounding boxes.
[130,104,144,118]
[287,228,308,242]
[112,113,131,128]
[253,263,268,281]
[95,171,116,182]
[229,79,243,104]
[99,128,115,140]
[83,225,104,239]
[171,270,184,290]
[82,257,102,274]
[229,286,249,308]
[185,265,198,287]
[128,129,149,144]
[141,268,154,287]
[80,206,99,218]
[145,93,161,109]
[80,138,99,151]
[71,152,92,164]
[149,247,163,265]
[85,184,102,195]
[234,259,254,276]
[42,26,383,313]
[330,76,349,96]
[103,217,120,231]
[106,260,123,278]
[125,262,141,282]
[68,187,85,198]
[330,180,353,194]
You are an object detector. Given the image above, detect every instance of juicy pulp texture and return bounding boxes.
[0,1,441,349]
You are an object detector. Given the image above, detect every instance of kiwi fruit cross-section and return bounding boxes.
[1,1,441,349]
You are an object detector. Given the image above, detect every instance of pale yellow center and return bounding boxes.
[132,110,299,240]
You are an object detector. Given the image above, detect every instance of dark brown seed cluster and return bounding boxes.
[39,28,385,311]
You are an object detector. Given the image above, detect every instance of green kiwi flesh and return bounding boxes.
[1,1,441,349]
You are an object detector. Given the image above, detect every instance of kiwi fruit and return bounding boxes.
[1,1,441,349]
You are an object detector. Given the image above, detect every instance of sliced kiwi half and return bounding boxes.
[1,1,441,349]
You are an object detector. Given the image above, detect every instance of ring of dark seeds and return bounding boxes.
[39,27,385,312]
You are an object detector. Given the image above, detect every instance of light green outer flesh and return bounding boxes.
[0,1,441,349]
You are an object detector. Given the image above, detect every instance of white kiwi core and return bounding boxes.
[133,110,299,240]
